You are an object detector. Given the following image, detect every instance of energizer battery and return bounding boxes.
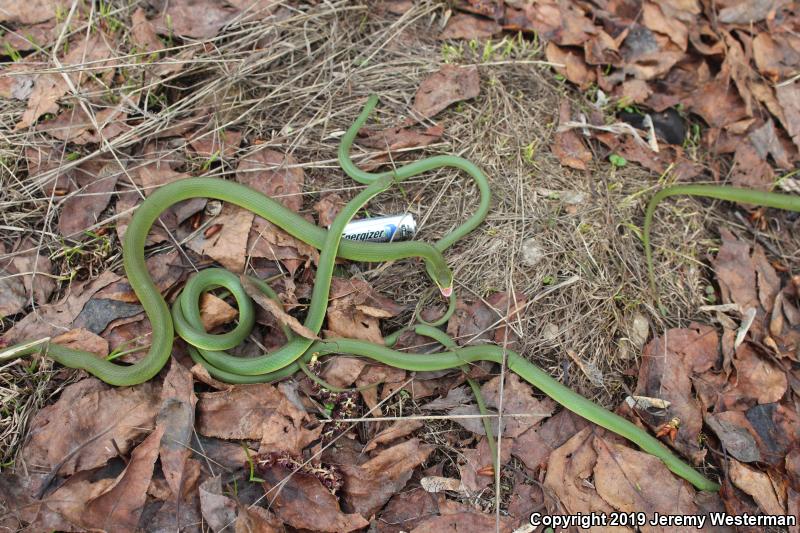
[341,214,417,242]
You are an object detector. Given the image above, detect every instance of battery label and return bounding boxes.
[341,214,416,243]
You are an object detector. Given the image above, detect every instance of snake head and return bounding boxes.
[439,285,453,298]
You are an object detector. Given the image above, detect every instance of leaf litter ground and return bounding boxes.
[0,1,799,532]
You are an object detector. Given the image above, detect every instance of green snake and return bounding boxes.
[1,95,719,492]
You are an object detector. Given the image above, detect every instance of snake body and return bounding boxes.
[2,96,719,492]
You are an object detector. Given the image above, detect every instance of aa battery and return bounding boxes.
[341,214,417,243]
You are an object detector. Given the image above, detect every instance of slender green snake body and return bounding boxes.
[1,96,719,492]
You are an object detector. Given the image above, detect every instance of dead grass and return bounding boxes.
[3,0,793,512]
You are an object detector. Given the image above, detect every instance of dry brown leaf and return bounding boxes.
[197,383,321,455]
[0,239,54,317]
[320,356,368,389]
[593,436,699,532]
[340,439,435,518]
[730,141,774,190]
[188,128,243,159]
[241,276,318,340]
[439,13,501,40]
[364,419,423,452]
[259,464,369,532]
[79,425,164,531]
[51,328,108,356]
[636,325,719,463]
[718,0,783,24]
[688,78,750,129]
[752,32,800,83]
[543,428,627,532]
[151,0,239,39]
[17,32,117,129]
[376,488,439,533]
[410,497,515,532]
[729,459,785,515]
[313,192,345,227]
[705,410,762,463]
[457,436,511,492]
[199,292,238,331]
[58,161,121,238]
[131,7,163,54]
[0,0,69,24]
[199,476,237,532]
[37,105,130,144]
[776,81,800,151]
[546,42,596,89]
[642,1,689,51]
[481,373,556,438]
[22,378,160,479]
[235,505,282,533]
[748,118,793,169]
[409,65,480,122]
[719,344,788,410]
[552,100,592,170]
[187,203,254,273]
[511,408,589,471]
[157,360,197,501]
[3,270,119,345]
[326,278,401,344]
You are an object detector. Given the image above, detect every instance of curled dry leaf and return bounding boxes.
[51,328,108,356]
[545,42,596,89]
[320,356,368,389]
[636,325,719,463]
[439,13,501,40]
[187,203,254,273]
[259,464,369,532]
[199,476,237,532]
[313,192,345,227]
[364,419,423,452]
[58,161,122,238]
[593,436,701,532]
[326,278,402,344]
[37,105,130,145]
[0,239,55,316]
[409,65,480,122]
[22,378,160,480]
[457,436,511,492]
[376,487,440,533]
[150,0,239,39]
[3,270,119,346]
[543,428,625,529]
[196,383,321,456]
[481,373,556,438]
[157,359,197,501]
[241,275,318,340]
[511,408,589,471]
[552,100,592,170]
[340,438,434,517]
[729,459,785,515]
[409,497,515,532]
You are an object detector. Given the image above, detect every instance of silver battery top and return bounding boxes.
[341,214,417,243]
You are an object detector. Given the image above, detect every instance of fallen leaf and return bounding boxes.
[752,32,800,83]
[187,203,254,273]
[409,65,480,122]
[37,105,130,144]
[200,292,239,331]
[705,411,762,463]
[196,383,321,455]
[326,278,401,344]
[78,425,165,531]
[776,81,800,151]
[364,419,423,452]
[151,0,239,39]
[199,476,237,532]
[729,141,774,191]
[748,118,793,169]
[635,325,719,463]
[51,328,108,356]
[642,1,689,51]
[439,13,501,40]
[58,161,122,237]
[552,100,592,170]
[188,127,243,159]
[718,0,782,24]
[259,463,369,532]
[320,356,368,389]
[340,438,434,517]
[543,428,625,529]
[546,42,596,89]
[376,487,439,533]
[0,0,68,24]
[313,192,345,227]
[131,7,163,54]
[593,436,699,531]
[481,373,556,437]
[22,377,160,480]
[729,459,785,515]
[157,359,197,501]
[511,408,589,471]
[457,436,511,492]
[719,344,787,410]
[241,275,318,340]
[409,497,514,532]
[3,270,119,346]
